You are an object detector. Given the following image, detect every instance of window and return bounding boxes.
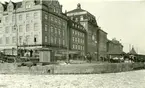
[19,25,23,32]
[58,38,61,45]
[6,37,9,44]
[26,13,30,20]
[45,36,48,42]
[55,28,57,34]
[34,12,38,19]
[0,37,2,44]
[75,38,77,42]
[26,24,30,31]
[62,30,64,36]
[34,35,38,43]
[19,15,22,20]
[73,44,75,49]
[45,25,47,31]
[19,36,22,44]
[78,38,80,43]
[34,23,38,31]
[26,35,30,44]
[72,30,74,34]
[73,37,74,42]
[12,36,16,44]
[5,27,9,33]
[12,26,16,33]
[51,26,53,32]
[5,16,8,22]
[51,36,53,44]
[26,2,31,9]
[51,16,53,21]
[45,14,47,19]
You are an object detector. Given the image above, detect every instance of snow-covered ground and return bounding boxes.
[0,70,145,88]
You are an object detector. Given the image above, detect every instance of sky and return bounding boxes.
[0,0,145,54]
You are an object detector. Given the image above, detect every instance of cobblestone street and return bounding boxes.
[0,70,145,88]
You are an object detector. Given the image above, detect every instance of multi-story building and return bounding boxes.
[107,38,123,58]
[68,19,86,59]
[98,28,108,59]
[67,3,99,60]
[0,0,68,56]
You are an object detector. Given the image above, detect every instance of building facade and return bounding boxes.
[68,19,86,59]
[107,38,123,57]
[67,3,99,60]
[0,0,67,55]
[98,28,108,59]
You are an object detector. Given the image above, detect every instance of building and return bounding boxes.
[67,19,86,59]
[107,38,123,58]
[67,3,100,60]
[0,0,68,56]
[98,28,108,59]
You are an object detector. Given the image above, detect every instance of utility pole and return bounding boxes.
[66,23,69,64]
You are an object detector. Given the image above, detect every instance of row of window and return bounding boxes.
[71,16,84,22]
[3,23,39,33]
[72,23,84,30]
[49,37,65,46]
[49,14,66,27]
[72,30,84,37]
[72,37,84,44]
[3,12,39,23]
[0,37,16,44]
[50,26,65,36]
[72,44,84,50]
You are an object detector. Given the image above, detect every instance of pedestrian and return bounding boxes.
[87,53,92,63]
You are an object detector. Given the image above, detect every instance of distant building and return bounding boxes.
[107,38,123,58]
[67,3,103,60]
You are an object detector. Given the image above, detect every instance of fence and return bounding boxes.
[0,62,144,74]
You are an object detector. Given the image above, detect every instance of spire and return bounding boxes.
[77,3,81,9]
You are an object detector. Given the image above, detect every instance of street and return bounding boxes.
[0,70,145,88]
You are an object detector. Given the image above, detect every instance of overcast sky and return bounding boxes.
[1,0,145,54]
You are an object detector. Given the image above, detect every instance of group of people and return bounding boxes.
[84,53,92,63]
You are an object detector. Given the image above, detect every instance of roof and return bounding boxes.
[129,47,137,54]
[67,8,86,14]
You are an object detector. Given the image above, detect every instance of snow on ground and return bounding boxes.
[0,70,145,88]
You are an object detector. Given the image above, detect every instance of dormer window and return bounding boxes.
[26,2,31,9]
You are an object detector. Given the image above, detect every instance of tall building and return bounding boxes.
[67,19,86,59]
[67,3,99,60]
[0,0,68,55]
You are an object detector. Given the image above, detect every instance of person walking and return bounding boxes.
[87,53,92,63]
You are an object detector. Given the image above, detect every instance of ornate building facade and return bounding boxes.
[0,0,68,55]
